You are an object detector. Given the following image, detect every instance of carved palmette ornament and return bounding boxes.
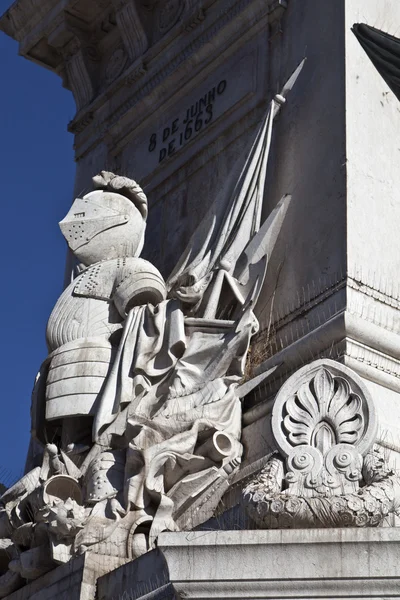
[271,360,377,497]
[243,360,400,529]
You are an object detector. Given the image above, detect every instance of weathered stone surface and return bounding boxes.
[256,0,400,399]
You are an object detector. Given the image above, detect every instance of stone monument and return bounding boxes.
[1,0,400,599]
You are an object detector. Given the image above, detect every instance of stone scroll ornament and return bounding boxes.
[0,61,304,596]
[243,359,400,529]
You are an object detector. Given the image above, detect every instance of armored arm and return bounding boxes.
[112,257,167,317]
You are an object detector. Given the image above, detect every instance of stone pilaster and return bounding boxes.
[58,35,95,109]
[111,0,148,62]
[241,2,400,390]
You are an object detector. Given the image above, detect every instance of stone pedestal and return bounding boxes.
[9,529,398,599]
[163,529,400,599]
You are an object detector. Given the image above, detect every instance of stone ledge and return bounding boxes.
[158,528,400,599]
[96,548,171,600]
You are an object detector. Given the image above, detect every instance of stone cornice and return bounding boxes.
[0,0,118,76]
[0,0,59,41]
[0,0,287,148]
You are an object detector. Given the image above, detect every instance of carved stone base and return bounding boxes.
[94,528,400,599]
[6,521,400,600]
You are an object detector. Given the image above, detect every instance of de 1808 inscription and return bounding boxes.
[148,79,227,162]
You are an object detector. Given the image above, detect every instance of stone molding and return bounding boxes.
[60,38,95,110]
[259,270,400,353]
[0,0,57,42]
[248,268,400,408]
[8,527,400,598]
[348,271,400,313]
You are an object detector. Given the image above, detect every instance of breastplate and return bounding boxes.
[46,267,122,353]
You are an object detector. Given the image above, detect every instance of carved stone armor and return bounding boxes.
[45,257,166,420]
[46,338,114,420]
[85,450,125,504]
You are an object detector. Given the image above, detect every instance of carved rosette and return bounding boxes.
[242,360,400,529]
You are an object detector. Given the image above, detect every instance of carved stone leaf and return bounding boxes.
[297,380,319,420]
[283,382,318,446]
[335,393,362,424]
[284,391,314,445]
[271,360,379,504]
[327,377,350,418]
[337,414,363,444]
[283,417,309,446]
[313,368,334,410]
[327,378,363,445]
